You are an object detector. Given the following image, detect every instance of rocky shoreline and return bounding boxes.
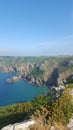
[0,65,46,86]
[6,73,45,86]
[22,74,45,86]
[6,75,22,83]
[6,67,60,87]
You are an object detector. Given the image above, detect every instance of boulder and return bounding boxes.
[1,124,13,130]
[6,76,21,83]
[50,126,56,130]
[1,120,35,130]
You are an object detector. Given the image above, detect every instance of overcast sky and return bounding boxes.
[0,0,73,56]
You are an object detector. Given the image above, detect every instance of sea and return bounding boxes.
[0,72,49,107]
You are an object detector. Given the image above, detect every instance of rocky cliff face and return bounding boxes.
[1,57,73,87]
[46,68,59,87]
[21,74,45,86]
[0,66,14,73]
[0,63,33,73]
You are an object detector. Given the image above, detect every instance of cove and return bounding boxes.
[0,72,49,107]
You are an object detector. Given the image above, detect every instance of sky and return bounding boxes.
[0,0,73,56]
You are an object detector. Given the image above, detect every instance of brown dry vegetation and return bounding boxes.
[29,88,73,130]
[29,122,70,130]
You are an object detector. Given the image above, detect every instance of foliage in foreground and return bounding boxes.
[0,94,51,129]
[32,88,73,124]
[0,88,73,129]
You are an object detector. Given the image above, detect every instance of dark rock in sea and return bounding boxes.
[6,75,21,83]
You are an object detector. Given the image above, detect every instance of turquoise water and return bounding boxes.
[0,72,49,106]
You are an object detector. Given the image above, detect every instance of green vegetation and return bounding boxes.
[30,66,44,77]
[32,88,73,124]
[0,88,73,129]
[0,56,73,82]
[0,56,73,129]
[67,83,73,89]
[0,56,46,67]
[0,94,51,129]
[67,79,73,84]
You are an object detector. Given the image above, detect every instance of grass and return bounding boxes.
[0,88,73,129]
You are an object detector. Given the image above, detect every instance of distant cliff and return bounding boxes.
[0,56,73,87]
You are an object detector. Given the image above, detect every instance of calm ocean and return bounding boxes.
[0,72,48,107]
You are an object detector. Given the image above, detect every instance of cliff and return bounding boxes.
[1,56,73,87]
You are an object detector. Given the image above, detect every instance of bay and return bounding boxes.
[0,72,49,107]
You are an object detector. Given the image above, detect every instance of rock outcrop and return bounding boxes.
[0,66,14,73]
[6,76,21,83]
[21,74,45,86]
[67,114,73,130]
[46,67,59,87]
[1,120,35,130]
[0,63,33,73]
